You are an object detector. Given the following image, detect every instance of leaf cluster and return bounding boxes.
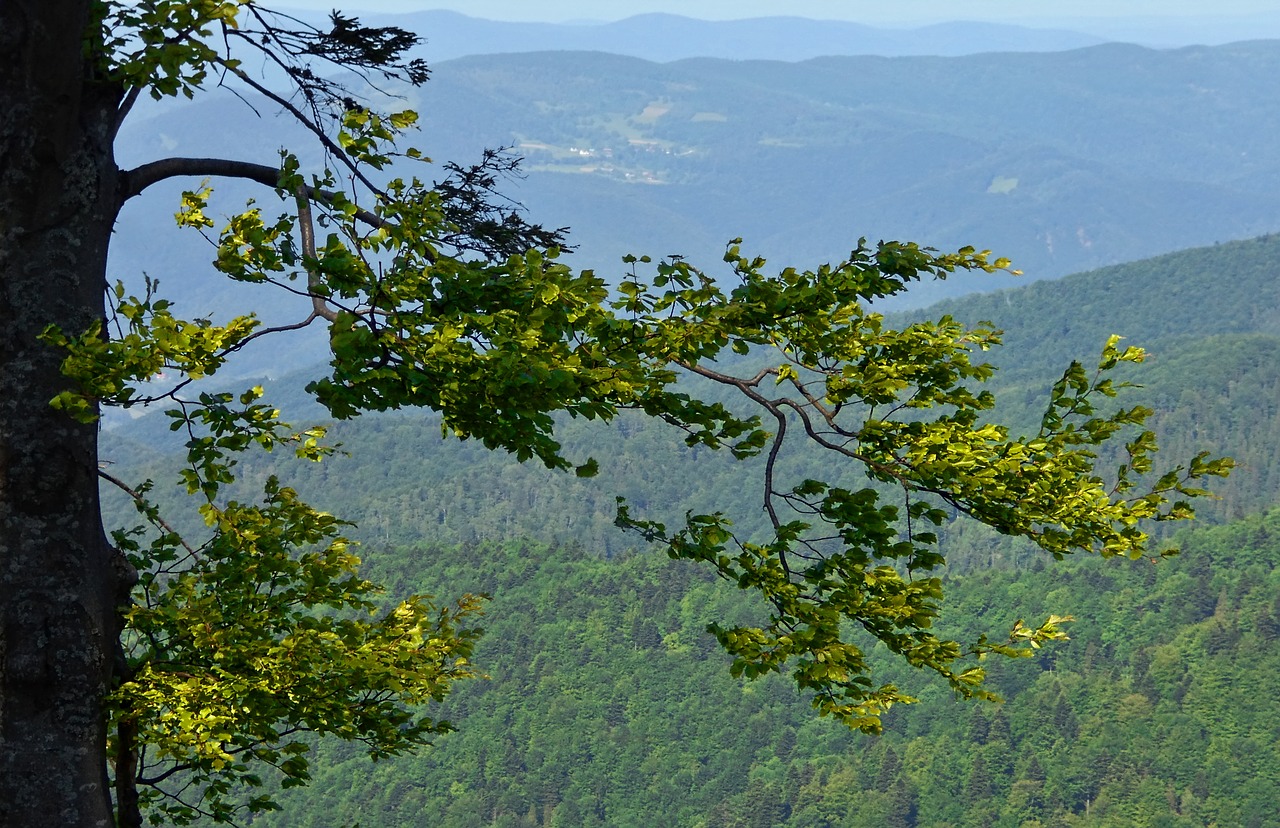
[606,245,1230,729]
[104,388,482,824]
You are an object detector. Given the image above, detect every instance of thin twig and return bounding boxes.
[98,469,198,559]
[213,56,381,195]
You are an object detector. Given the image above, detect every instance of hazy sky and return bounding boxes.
[279,1,1280,25]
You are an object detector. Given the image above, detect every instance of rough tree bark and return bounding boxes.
[0,1,127,823]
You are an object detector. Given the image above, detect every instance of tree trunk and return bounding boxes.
[0,1,125,824]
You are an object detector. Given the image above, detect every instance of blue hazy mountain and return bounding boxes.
[362,11,1106,63]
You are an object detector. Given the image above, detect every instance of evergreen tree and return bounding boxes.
[876,747,902,793]
[966,753,995,805]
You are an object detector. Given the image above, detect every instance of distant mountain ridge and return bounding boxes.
[115,39,1280,323]
[404,41,1280,299]
[358,10,1107,62]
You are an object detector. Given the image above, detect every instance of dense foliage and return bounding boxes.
[107,235,1280,560]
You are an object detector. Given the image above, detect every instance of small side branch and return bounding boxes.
[294,185,338,322]
[98,469,198,560]
[123,315,326,408]
[215,57,381,194]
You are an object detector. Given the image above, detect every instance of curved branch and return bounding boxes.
[761,405,791,578]
[121,157,278,197]
[119,157,388,229]
[678,357,906,482]
[135,761,194,788]
[676,357,996,534]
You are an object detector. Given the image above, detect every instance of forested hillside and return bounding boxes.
[230,509,1280,828]
[105,231,1280,827]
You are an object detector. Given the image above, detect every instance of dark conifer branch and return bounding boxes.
[431,149,570,258]
[237,6,429,90]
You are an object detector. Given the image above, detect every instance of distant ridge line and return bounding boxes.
[362,10,1107,63]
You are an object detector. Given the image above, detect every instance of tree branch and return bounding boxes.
[214,56,382,194]
[761,405,792,578]
[121,157,278,196]
[98,469,198,560]
[119,157,387,229]
[293,185,338,322]
[113,85,143,138]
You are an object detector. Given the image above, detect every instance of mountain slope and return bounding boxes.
[223,505,1280,827]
